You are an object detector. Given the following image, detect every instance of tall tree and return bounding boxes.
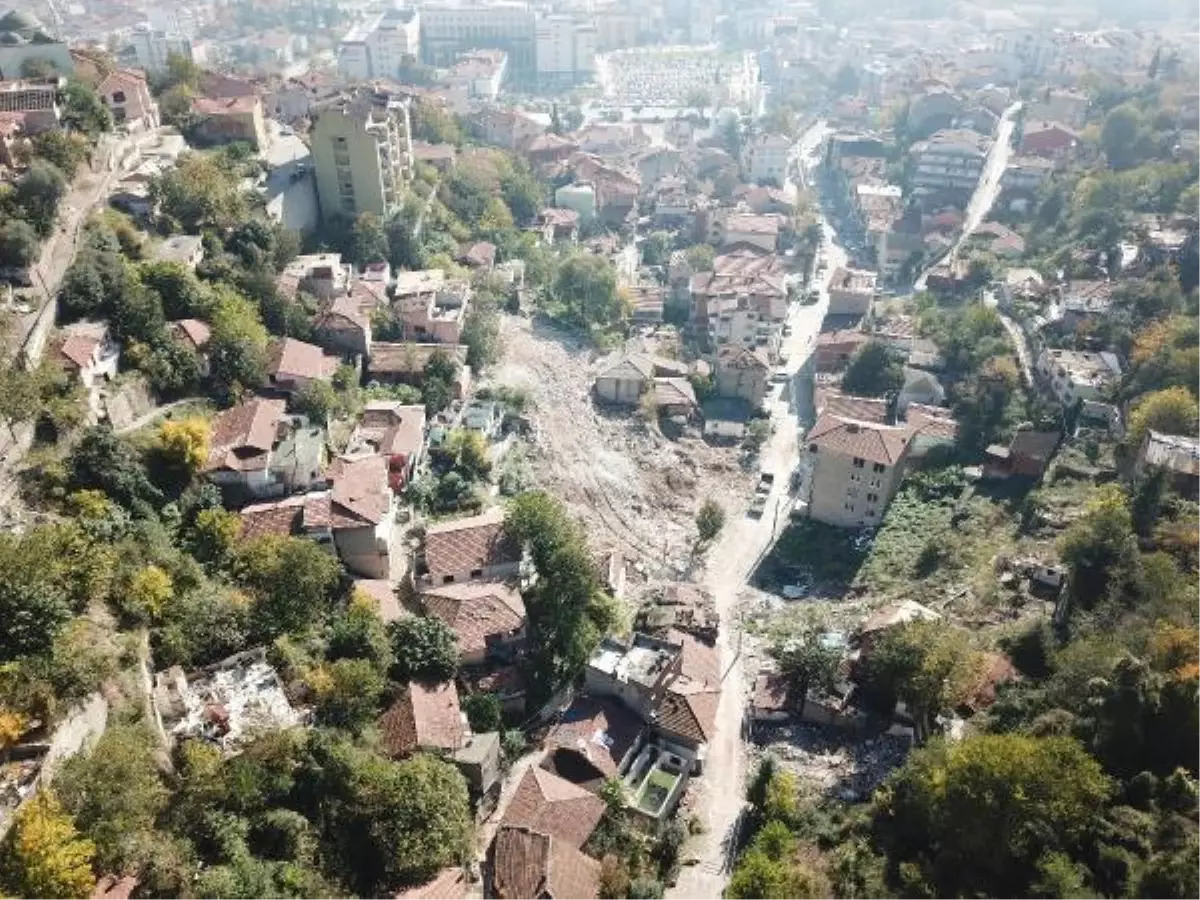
[0,792,96,899]
[841,340,903,397]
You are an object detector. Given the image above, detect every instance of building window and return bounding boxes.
[844,503,855,513]
[867,492,879,502]
[808,444,817,453]
[112,90,126,103]
[470,568,483,578]
[873,463,885,473]
[847,487,859,498]
[442,574,455,584]
[852,457,865,468]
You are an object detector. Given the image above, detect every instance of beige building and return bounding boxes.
[713,345,769,407]
[805,414,912,528]
[311,88,414,223]
[827,267,877,316]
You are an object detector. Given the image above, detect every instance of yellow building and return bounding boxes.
[311,88,414,223]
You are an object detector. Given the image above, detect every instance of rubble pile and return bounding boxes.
[749,725,910,801]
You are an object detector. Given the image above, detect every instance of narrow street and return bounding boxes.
[668,137,843,898]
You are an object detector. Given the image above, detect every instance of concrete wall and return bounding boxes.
[807,447,906,528]
[104,375,156,430]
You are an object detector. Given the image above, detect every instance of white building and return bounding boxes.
[741,132,792,186]
[125,24,200,76]
[442,49,507,113]
[534,14,596,89]
[910,129,989,196]
[1036,348,1123,406]
[420,2,536,77]
[338,7,421,81]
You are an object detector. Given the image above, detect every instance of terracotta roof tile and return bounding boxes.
[239,494,305,539]
[499,767,605,849]
[394,867,468,900]
[816,390,889,424]
[420,580,525,657]
[491,826,601,900]
[906,404,959,441]
[267,338,339,383]
[205,398,288,473]
[752,672,790,713]
[378,681,466,757]
[57,333,100,369]
[355,402,426,458]
[544,697,642,778]
[655,682,720,745]
[328,453,390,526]
[170,318,211,350]
[423,509,520,582]
[807,414,911,466]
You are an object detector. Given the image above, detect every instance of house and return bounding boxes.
[419,581,526,666]
[378,680,468,758]
[419,508,522,587]
[1036,348,1122,406]
[462,399,504,437]
[827,267,877,316]
[856,600,941,653]
[804,414,912,528]
[652,378,698,418]
[278,253,353,301]
[471,107,544,150]
[740,132,792,185]
[152,648,302,756]
[489,826,601,900]
[593,353,689,405]
[91,875,140,900]
[312,294,373,358]
[168,319,211,376]
[905,404,959,459]
[394,868,469,900]
[713,213,781,253]
[265,338,340,395]
[457,241,496,271]
[412,140,458,172]
[348,401,426,490]
[536,207,579,244]
[152,235,204,269]
[713,345,769,407]
[191,95,269,150]
[96,68,159,131]
[312,453,394,578]
[542,696,643,788]
[1057,280,1114,332]
[907,338,946,373]
[1019,121,1080,158]
[815,390,889,424]
[204,398,326,500]
[499,766,605,850]
[750,671,792,727]
[815,330,870,372]
[367,343,470,397]
[1133,431,1200,499]
[983,429,1060,479]
[453,730,503,798]
[897,367,946,412]
[395,278,471,345]
[54,322,119,394]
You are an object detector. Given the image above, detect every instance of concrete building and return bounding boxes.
[191,95,268,150]
[1036,348,1122,406]
[311,89,414,223]
[713,345,769,407]
[910,129,988,197]
[338,6,421,81]
[442,49,507,113]
[741,132,792,185]
[124,24,199,76]
[827,267,877,316]
[805,414,912,528]
[420,2,536,79]
[534,14,596,90]
[96,68,159,132]
[0,76,59,132]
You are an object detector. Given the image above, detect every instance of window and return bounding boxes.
[866,508,876,518]
[873,462,886,473]
[808,443,818,453]
[869,478,881,488]
[844,503,856,513]
[470,568,483,578]
[852,457,865,468]
[846,487,859,498]
[442,574,455,584]
[112,90,126,103]
[867,492,879,503]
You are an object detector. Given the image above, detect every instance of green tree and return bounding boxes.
[873,733,1111,897]
[293,379,339,426]
[150,152,248,231]
[208,287,270,401]
[0,791,96,899]
[684,243,715,272]
[0,218,39,270]
[388,616,459,682]
[68,426,163,512]
[462,304,501,371]
[29,130,91,179]
[422,351,460,416]
[327,597,393,672]
[311,658,385,733]
[0,531,77,661]
[55,724,169,873]
[461,692,503,732]
[500,166,545,225]
[695,498,725,542]
[234,535,343,639]
[553,253,625,330]
[1059,485,1143,613]
[1100,103,1145,169]
[1125,386,1198,451]
[138,260,213,319]
[61,78,112,135]
[349,212,390,267]
[641,231,673,267]
[841,340,903,397]
[773,629,840,718]
[13,160,68,236]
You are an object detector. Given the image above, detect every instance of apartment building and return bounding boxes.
[909,128,989,197]
[1036,348,1123,406]
[124,24,201,76]
[741,132,792,186]
[535,14,596,89]
[805,414,912,529]
[827,267,877,316]
[420,2,537,77]
[338,7,421,81]
[311,89,414,223]
[442,50,507,113]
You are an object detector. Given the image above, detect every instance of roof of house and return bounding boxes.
[411,140,457,163]
[326,453,390,526]
[807,414,911,466]
[653,377,698,410]
[267,337,339,383]
[666,628,720,687]
[423,508,520,581]
[192,94,261,116]
[420,580,526,657]
[314,294,370,333]
[723,213,780,235]
[816,390,889,424]
[544,696,643,779]
[817,329,871,351]
[656,682,720,745]
[91,875,139,900]
[393,867,469,900]
[1141,430,1200,477]
[239,493,305,539]
[906,404,959,441]
[598,353,655,382]
[354,578,406,623]
[205,398,288,473]
[1008,429,1060,463]
[715,344,769,372]
[57,331,102,369]
[499,766,605,849]
[752,671,790,713]
[356,401,426,458]
[378,681,466,757]
[170,318,211,350]
[369,343,467,375]
[457,241,496,269]
[491,826,601,900]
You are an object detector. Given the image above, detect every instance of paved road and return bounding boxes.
[668,137,843,900]
[914,102,1022,291]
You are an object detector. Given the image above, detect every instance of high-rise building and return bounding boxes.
[311,90,415,224]
[338,6,421,81]
[124,24,200,76]
[419,2,536,79]
[534,14,595,90]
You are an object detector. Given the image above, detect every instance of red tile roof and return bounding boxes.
[423,509,520,582]
[906,404,959,441]
[499,766,605,849]
[91,876,139,900]
[170,318,211,351]
[394,867,468,900]
[57,333,101,369]
[544,697,642,778]
[192,94,261,116]
[807,414,911,466]
[666,628,720,687]
[205,398,288,473]
[816,390,890,424]
[752,672,790,714]
[357,401,426,458]
[378,681,466,757]
[491,826,601,900]
[420,580,526,657]
[267,337,339,383]
[656,682,720,745]
[239,494,305,539]
[328,453,390,526]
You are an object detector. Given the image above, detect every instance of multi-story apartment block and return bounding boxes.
[311,90,414,223]
[338,7,421,81]
[124,24,200,76]
[420,2,537,78]
[534,14,596,90]
[740,132,792,186]
[805,415,912,528]
[909,128,989,198]
[1036,348,1123,407]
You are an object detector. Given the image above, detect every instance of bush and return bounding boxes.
[696,498,726,542]
[461,692,503,733]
